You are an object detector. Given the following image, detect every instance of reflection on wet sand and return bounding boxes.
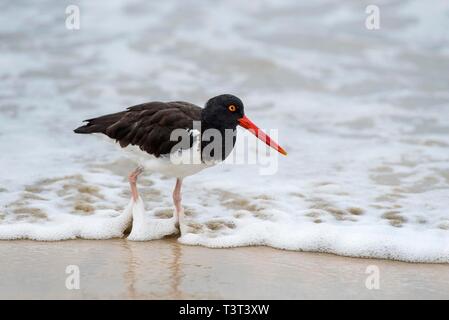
[168,239,183,299]
[122,237,184,299]
[0,239,448,299]
[123,240,138,299]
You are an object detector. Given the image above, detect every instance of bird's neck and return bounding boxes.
[200,114,237,162]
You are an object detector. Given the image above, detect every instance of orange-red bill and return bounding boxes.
[238,115,287,156]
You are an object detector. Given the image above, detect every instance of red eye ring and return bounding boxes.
[228,105,236,112]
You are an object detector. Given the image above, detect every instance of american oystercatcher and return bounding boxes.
[74,94,286,232]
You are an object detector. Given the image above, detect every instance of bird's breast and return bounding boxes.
[123,129,212,178]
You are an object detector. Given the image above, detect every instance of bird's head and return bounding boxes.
[202,94,287,156]
[203,94,245,128]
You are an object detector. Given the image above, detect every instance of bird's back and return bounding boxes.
[74,101,202,157]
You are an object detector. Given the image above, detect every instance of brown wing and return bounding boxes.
[74,101,202,157]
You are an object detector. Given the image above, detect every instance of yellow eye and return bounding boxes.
[228,105,236,112]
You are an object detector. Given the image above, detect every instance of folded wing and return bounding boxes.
[74,101,202,157]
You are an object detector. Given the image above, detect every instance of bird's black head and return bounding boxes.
[200,93,287,162]
[201,94,244,130]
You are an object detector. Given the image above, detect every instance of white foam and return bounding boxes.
[127,197,178,241]
[0,208,131,241]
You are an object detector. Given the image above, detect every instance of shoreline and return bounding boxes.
[1,238,448,299]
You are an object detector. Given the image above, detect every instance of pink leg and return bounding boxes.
[173,178,184,226]
[128,166,144,201]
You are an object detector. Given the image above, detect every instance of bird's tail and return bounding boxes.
[74,111,126,134]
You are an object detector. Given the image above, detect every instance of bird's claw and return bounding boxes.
[128,166,144,184]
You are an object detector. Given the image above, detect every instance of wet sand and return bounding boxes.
[0,238,448,299]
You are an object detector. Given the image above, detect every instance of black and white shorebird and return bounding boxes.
[74,94,286,229]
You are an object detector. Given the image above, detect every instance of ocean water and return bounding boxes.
[1,0,449,262]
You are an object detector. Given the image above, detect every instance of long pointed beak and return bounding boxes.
[238,115,287,156]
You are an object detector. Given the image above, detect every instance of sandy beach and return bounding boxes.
[0,238,448,300]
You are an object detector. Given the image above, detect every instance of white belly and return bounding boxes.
[123,144,211,178]
[120,130,214,178]
[95,130,214,178]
